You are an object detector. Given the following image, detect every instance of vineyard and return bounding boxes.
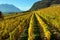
[0,5,60,40]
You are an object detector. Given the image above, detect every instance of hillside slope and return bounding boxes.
[0,5,60,40]
[30,0,60,11]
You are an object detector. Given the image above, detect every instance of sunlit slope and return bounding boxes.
[36,5,60,31]
[0,5,60,40]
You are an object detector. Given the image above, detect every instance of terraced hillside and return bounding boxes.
[0,5,60,40]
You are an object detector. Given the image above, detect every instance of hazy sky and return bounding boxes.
[0,0,40,11]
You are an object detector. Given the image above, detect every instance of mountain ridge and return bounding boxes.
[30,0,60,11]
[0,4,21,12]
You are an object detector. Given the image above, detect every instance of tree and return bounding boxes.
[0,11,4,20]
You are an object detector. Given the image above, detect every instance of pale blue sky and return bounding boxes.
[0,0,40,11]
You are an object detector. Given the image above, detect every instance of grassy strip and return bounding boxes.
[35,13,51,40]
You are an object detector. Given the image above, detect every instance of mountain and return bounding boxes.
[0,4,21,12]
[30,0,60,11]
